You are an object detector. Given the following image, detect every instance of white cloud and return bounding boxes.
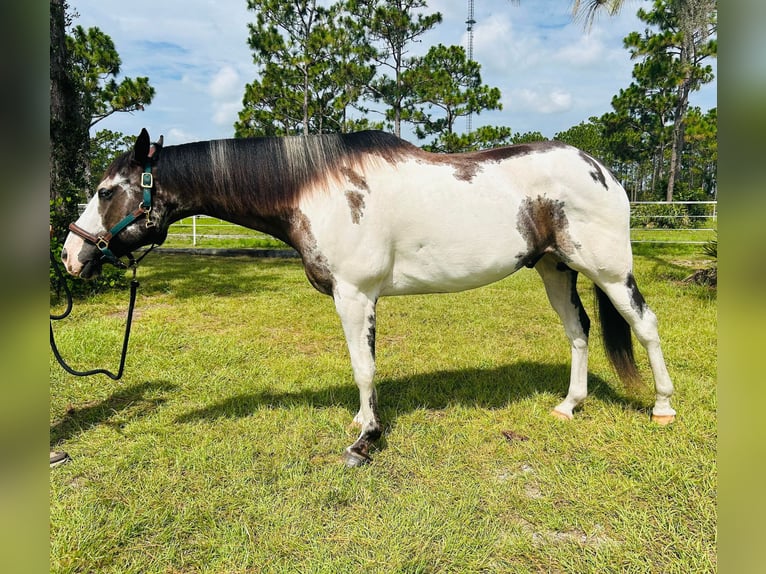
[212,100,241,128]
[166,127,196,144]
[510,87,573,114]
[552,27,628,69]
[208,65,245,129]
[209,65,240,100]
[428,0,464,22]
[472,14,513,57]
[554,33,606,67]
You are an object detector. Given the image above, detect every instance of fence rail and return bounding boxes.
[79,201,717,248]
[628,201,716,245]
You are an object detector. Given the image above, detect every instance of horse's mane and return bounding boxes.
[155,131,416,214]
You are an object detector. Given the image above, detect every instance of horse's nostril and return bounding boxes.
[61,247,68,261]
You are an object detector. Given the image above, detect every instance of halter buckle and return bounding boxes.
[140,172,153,189]
[139,203,156,228]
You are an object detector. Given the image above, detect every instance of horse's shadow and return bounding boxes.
[175,361,649,431]
[50,380,177,446]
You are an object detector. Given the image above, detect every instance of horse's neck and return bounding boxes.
[160,154,294,245]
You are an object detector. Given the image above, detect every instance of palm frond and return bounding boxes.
[571,0,626,30]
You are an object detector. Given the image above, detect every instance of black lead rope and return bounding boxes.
[49,246,153,380]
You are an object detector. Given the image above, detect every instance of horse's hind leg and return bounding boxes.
[333,282,381,466]
[595,274,676,424]
[535,255,591,419]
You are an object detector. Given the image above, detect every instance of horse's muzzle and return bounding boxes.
[61,243,103,279]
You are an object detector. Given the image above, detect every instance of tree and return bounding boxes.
[88,129,136,191]
[51,0,155,249]
[65,23,155,194]
[237,0,375,136]
[50,0,87,238]
[401,44,503,151]
[680,106,717,198]
[240,0,326,135]
[349,0,442,137]
[573,0,717,200]
[431,126,514,154]
[592,0,715,201]
[638,0,716,201]
[510,131,548,144]
[236,59,307,136]
[67,25,155,129]
[606,78,675,199]
[554,117,607,160]
[325,6,380,133]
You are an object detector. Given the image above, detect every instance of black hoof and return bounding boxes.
[342,448,371,468]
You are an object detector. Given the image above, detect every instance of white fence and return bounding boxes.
[628,201,717,245]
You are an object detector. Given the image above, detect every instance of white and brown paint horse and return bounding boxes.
[62,128,676,466]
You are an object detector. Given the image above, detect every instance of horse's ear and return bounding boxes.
[133,128,151,165]
[148,135,164,160]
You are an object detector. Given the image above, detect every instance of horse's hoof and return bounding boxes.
[342,449,371,468]
[550,409,573,421]
[651,413,676,426]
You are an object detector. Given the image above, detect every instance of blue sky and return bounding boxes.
[69,0,717,145]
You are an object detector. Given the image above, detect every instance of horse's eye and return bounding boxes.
[97,188,114,200]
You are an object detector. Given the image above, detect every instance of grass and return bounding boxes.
[630,227,717,245]
[50,246,716,573]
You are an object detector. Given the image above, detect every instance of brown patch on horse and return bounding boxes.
[287,210,335,296]
[414,151,483,182]
[453,162,482,182]
[345,190,366,224]
[577,150,609,190]
[414,140,569,183]
[474,139,569,162]
[341,166,370,192]
[516,195,578,268]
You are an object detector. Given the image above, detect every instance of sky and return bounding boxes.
[69,0,717,145]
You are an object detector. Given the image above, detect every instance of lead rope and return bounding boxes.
[49,244,155,380]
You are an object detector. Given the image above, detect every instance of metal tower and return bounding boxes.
[465,0,476,134]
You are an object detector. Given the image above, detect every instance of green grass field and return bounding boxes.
[50,246,716,573]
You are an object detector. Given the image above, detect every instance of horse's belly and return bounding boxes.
[383,261,518,296]
[381,231,523,296]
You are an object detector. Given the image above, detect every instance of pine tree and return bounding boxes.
[401,44,502,151]
[620,0,716,200]
[238,0,375,136]
[349,0,442,138]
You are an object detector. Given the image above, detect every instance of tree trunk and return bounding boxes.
[50,0,88,239]
[666,75,691,202]
[303,67,310,133]
[393,58,402,138]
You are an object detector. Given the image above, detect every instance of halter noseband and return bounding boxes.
[68,161,156,268]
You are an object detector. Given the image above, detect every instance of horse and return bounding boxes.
[62,128,676,466]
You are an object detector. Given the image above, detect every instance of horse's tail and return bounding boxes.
[594,285,641,388]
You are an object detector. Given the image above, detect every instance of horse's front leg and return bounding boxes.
[333,282,380,467]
